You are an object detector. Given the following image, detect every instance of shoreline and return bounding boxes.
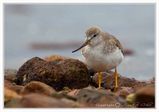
[4,55,155,108]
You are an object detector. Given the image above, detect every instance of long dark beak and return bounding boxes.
[72,39,90,53]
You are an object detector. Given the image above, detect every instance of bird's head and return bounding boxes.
[72,26,101,53]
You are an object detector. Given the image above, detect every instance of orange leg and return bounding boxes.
[114,67,118,91]
[98,72,102,88]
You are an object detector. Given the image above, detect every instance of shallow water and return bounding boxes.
[4,4,155,80]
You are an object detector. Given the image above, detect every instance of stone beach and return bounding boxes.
[4,55,155,108]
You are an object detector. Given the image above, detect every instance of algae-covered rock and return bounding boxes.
[16,57,90,91]
[59,59,90,89]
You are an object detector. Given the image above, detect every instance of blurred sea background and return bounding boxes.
[4,4,155,80]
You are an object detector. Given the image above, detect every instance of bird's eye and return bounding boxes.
[93,34,97,37]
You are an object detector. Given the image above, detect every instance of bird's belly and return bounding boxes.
[82,46,124,72]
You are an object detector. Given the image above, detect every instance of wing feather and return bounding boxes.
[109,35,124,53]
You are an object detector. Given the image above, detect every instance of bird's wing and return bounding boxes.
[109,35,124,53]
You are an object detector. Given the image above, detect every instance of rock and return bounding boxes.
[126,93,136,105]
[20,93,82,107]
[115,87,134,99]
[51,92,77,101]
[15,57,50,85]
[16,57,90,91]
[92,72,114,89]
[60,58,90,89]
[5,69,17,82]
[20,81,56,96]
[146,77,155,84]
[135,85,155,107]
[5,93,82,108]
[88,68,95,76]
[92,72,147,89]
[4,80,24,94]
[4,69,23,93]
[60,59,90,89]
[4,88,21,103]
[60,98,84,107]
[67,89,80,97]
[5,98,22,108]
[126,85,155,108]
[75,88,121,108]
[44,55,66,62]
[150,77,155,84]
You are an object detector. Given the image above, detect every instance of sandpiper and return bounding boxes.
[72,26,124,90]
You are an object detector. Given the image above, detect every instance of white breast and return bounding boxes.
[82,45,124,72]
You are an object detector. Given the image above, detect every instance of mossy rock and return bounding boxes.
[16,57,90,91]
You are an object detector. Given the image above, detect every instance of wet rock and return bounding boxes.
[4,88,21,103]
[20,81,56,96]
[16,57,90,91]
[92,72,147,89]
